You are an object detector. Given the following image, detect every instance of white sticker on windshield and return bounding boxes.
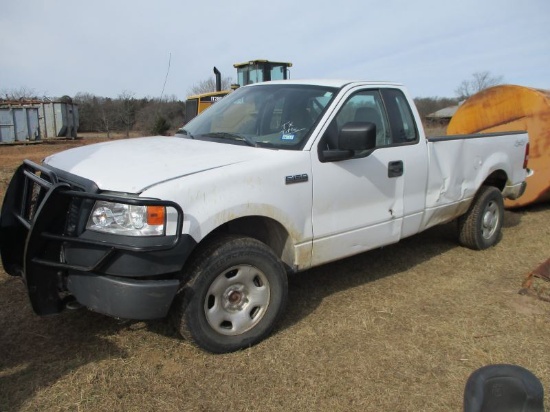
[281,133,295,141]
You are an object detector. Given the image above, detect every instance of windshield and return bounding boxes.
[177,84,337,150]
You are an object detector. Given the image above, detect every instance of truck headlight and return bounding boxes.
[86,201,165,236]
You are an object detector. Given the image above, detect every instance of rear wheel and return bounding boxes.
[458,185,504,250]
[173,235,288,353]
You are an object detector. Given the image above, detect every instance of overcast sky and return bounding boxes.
[1,0,549,100]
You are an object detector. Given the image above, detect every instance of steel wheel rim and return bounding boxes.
[481,200,499,239]
[204,265,271,336]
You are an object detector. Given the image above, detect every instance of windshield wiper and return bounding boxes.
[202,132,258,147]
[175,128,194,139]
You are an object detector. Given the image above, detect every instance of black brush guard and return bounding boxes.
[0,160,185,317]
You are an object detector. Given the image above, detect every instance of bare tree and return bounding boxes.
[134,98,185,135]
[455,71,503,100]
[187,75,233,96]
[0,86,40,101]
[97,97,116,138]
[74,91,185,136]
[117,90,136,137]
[74,92,102,132]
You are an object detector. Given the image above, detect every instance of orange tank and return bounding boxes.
[447,85,550,208]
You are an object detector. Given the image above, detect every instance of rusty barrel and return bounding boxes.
[447,85,550,208]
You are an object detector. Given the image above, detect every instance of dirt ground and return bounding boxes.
[0,134,549,411]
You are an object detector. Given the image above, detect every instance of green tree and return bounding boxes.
[151,115,170,135]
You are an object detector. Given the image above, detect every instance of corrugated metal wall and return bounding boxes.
[0,101,79,143]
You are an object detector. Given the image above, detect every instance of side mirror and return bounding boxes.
[320,121,377,162]
[339,121,377,151]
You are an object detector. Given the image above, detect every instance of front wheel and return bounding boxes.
[173,235,288,353]
[458,185,504,250]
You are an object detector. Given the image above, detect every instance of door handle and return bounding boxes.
[388,160,403,178]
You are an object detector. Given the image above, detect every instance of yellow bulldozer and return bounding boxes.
[185,59,292,122]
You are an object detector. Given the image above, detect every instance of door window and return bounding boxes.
[380,88,418,143]
[335,91,390,147]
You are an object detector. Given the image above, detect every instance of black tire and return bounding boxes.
[458,185,504,250]
[173,235,288,353]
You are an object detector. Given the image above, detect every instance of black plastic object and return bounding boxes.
[464,364,544,412]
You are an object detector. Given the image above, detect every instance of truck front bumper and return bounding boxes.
[0,160,192,320]
[67,273,180,319]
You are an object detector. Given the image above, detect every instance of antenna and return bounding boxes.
[160,52,172,101]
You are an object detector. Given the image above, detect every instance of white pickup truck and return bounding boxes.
[0,80,530,353]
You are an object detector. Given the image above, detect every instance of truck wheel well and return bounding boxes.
[483,170,507,191]
[201,216,294,270]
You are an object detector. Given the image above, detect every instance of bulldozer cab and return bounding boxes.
[234,60,292,86]
[184,60,292,124]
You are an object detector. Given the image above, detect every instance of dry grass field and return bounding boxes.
[0,133,549,411]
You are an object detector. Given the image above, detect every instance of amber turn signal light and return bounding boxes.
[147,206,165,226]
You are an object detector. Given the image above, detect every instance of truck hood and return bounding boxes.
[44,136,267,193]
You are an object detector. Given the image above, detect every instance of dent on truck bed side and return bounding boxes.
[422,133,527,230]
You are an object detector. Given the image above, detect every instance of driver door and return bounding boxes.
[310,88,405,266]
